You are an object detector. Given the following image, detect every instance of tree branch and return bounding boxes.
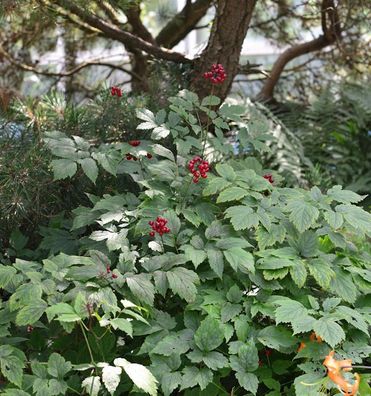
[156,0,212,48]
[257,0,341,101]
[125,2,156,45]
[50,0,190,63]
[0,45,142,80]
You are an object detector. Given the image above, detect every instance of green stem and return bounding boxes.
[80,322,95,365]
[211,381,228,395]
[67,385,82,395]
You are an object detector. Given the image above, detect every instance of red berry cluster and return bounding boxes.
[203,64,227,84]
[106,265,118,279]
[263,174,274,184]
[110,86,122,97]
[149,217,170,237]
[188,156,210,183]
[126,154,138,161]
[129,140,140,147]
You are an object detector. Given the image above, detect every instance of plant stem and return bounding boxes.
[80,322,95,365]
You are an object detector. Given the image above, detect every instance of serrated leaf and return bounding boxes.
[290,261,307,288]
[0,265,17,288]
[224,205,254,230]
[194,317,224,352]
[102,365,122,395]
[206,247,224,278]
[258,326,297,350]
[287,200,319,232]
[16,300,47,326]
[46,303,80,323]
[202,351,229,370]
[82,376,101,396]
[256,224,286,250]
[167,267,199,302]
[184,245,206,268]
[0,350,24,388]
[114,358,158,396]
[324,210,343,229]
[180,366,213,391]
[336,204,371,233]
[224,248,255,274]
[329,268,357,303]
[235,372,259,395]
[161,372,182,396]
[203,177,231,196]
[47,353,71,379]
[201,95,221,106]
[308,258,335,289]
[215,163,236,181]
[327,185,365,204]
[79,158,98,183]
[230,342,259,372]
[126,274,155,306]
[275,300,308,325]
[152,332,191,356]
[110,318,133,337]
[217,187,249,203]
[294,373,324,396]
[313,317,345,348]
[52,159,77,180]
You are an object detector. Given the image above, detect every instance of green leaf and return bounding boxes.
[164,210,181,235]
[275,300,308,325]
[0,346,25,388]
[102,365,122,395]
[224,248,254,273]
[0,265,17,288]
[152,332,191,356]
[152,144,175,161]
[329,268,357,303]
[47,353,72,379]
[256,224,286,250]
[230,342,259,372]
[224,205,254,230]
[290,261,307,288]
[202,351,229,370]
[287,200,319,232]
[167,267,199,302]
[114,358,158,396]
[46,303,81,323]
[126,274,155,306]
[9,283,43,311]
[194,317,224,352]
[9,229,28,251]
[51,159,77,180]
[313,317,345,348]
[71,206,100,230]
[258,326,297,350]
[180,366,213,391]
[203,177,231,196]
[184,245,206,268]
[235,372,259,395]
[217,187,249,203]
[327,185,365,204]
[216,238,252,249]
[110,318,133,337]
[294,373,324,396]
[161,372,182,396]
[201,95,221,106]
[323,210,343,229]
[79,158,98,183]
[336,204,371,233]
[16,300,47,326]
[206,247,224,278]
[308,258,335,289]
[215,163,236,181]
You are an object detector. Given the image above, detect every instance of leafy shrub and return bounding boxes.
[0,90,370,395]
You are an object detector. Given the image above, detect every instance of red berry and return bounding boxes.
[129,140,140,147]
[146,153,152,159]
[263,174,274,184]
[27,325,33,333]
[106,266,111,274]
[126,154,132,160]
[112,273,118,279]
[149,231,155,237]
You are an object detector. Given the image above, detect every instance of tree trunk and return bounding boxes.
[191,0,257,102]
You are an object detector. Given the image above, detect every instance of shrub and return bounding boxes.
[0,90,370,395]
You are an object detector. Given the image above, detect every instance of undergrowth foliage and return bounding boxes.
[0,89,370,396]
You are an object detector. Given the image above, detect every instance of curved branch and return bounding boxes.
[125,2,156,45]
[257,0,341,101]
[156,0,212,48]
[0,45,142,80]
[51,0,190,63]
